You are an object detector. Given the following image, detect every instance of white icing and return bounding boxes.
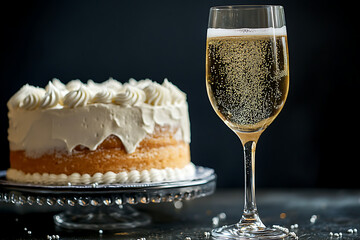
[128,78,153,89]
[113,85,146,107]
[7,78,191,156]
[63,85,91,108]
[6,163,196,185]
[207,26,287,38]
[48,78,67,92]
[40,81,62,109]
[162,78,187,104]
[8,84,45,110]
[143,82,171,106]
[66,79,83,91]
[92,89,113,104]
[20,88,45,110]
[100,77,123,90]
[86,79,101,90]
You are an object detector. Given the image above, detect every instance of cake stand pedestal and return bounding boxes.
[0,166,216,230]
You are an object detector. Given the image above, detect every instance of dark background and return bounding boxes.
[0,0,358,188]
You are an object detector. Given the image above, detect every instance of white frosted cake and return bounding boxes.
[7,78,194,185]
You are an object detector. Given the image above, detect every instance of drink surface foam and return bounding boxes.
[207,26,287,38]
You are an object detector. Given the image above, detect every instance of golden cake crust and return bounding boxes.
[10,128,190,175]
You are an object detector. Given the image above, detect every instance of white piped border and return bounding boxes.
[6,163,195,185]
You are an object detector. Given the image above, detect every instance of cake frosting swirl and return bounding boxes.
[162,78,187,104]
[40,82,62,109]
[113,85,146,106]
[20,88,45,110]
[63,85,91,108]
[91,89,113,104]
[8,84,44,110]
[144,82,171,106]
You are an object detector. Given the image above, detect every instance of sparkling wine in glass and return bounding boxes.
[206,5,289,239]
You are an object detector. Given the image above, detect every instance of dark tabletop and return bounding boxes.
[1,188,360,239]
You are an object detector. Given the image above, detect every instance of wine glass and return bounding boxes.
[206,5,289,239]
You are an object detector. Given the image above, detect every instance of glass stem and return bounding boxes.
[237,132,265,228]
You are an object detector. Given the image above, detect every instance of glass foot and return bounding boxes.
[54,204,151,230]
[212,223,288,239]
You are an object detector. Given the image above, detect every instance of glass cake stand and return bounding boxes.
[0,166,216,230]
